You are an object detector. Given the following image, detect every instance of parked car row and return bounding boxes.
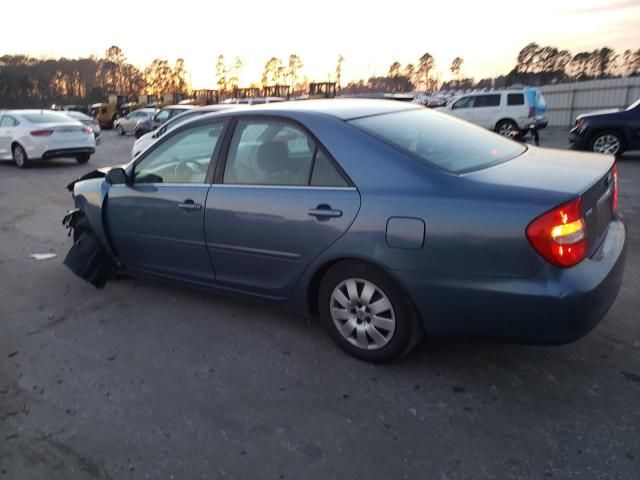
[63,99,626,362]
[0,110,96,168]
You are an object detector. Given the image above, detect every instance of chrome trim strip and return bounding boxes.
[212,184,357,191]
[207,242,301,260]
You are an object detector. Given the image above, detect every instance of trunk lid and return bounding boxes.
[466,146,616,256]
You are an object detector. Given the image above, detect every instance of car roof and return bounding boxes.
[237,99,422,120]
[162,105,195,110]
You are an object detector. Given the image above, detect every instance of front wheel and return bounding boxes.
[319,262,422,362]
[76,154,91,164]
[590,131,624,157]
[134,129,144,139]
[12,144,28,168]
[115,124,125,136]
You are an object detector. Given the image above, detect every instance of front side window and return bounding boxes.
[350,108,526,173]
[452,96,474,109]
[223,119,315,186]
[134,123,224,184]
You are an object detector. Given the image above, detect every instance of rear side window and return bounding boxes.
[0,115,18,127]
[223,119,314,186]
[311,150,348,187]
[507,93,524,106]
[474,95,501,107]
[350,109,526,173]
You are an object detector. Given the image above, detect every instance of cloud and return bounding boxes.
[568,0,640,14]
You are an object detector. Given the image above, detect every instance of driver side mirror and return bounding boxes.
[105,167,128,185]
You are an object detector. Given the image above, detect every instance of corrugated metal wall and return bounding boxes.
[541,78,640,127]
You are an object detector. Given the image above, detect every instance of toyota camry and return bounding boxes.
[63,100,626,362]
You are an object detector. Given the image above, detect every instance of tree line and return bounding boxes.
[1,43,639,108]
[0,46,189,108]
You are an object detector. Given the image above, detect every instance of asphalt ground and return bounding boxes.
[0,127,639,479]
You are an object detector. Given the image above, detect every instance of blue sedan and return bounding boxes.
[64,100,626,362]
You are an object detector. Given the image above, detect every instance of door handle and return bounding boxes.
[179,199,202,211]
[308,205,342,219]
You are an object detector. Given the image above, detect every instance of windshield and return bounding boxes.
[626,98,640,111]
[21,112,76,124]
[158,111,202,135]
[349,109,526,173]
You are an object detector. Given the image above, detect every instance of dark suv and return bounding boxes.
[134,105,195,138]
[569,98,640,156]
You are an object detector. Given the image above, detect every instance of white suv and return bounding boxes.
[437,88,547,136]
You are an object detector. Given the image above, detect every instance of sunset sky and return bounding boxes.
[2,0,639,88]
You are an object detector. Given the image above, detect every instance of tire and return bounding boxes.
[12,144,28,168]
[134,129,143,139]
[495,119,519,138]
[318,261,423,363]
[76,153,91,164]
[115,124,125,136]
[589,130,625,157]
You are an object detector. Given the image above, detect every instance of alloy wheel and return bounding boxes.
[498,123,516,137]
[14,146,25,167]
[329,278,396,350]
[593,135,620,155]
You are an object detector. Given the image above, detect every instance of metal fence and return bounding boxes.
[541,77,640,127]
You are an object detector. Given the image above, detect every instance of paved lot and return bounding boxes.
[1,128,639,479]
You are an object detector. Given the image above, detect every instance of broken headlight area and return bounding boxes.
[62,210,115,289]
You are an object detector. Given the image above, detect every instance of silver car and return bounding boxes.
[114,108,157,136]
[64,111,101,140]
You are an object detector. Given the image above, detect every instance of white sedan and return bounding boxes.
[0,110,96,168]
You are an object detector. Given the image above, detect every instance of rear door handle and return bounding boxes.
[179,199,202,211]
[308,205,342,219]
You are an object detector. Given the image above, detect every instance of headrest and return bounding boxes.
[257,141,289,174]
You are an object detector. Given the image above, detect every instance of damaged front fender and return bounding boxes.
[71,177,119,264]
[63,174,122,288]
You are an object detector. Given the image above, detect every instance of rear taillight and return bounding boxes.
[83,127,93,134]
[528,106,535,118]
[526,197,587,268]
[30,129,53,137]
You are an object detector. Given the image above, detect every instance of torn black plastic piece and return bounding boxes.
[64,230,116,289]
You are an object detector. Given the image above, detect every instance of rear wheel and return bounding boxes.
[12,144,28,168]
[115,124,125,136]
[495,119,519,138]
[589,131,624,157]
[319,261,422,362]
[76,153,91,164]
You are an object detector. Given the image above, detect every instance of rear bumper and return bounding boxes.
[42,147,95,160]
[396,218,626,343]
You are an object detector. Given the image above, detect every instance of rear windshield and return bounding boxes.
[349,109,526,173]
[22,112,75,124]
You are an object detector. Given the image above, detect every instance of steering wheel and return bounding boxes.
[173,159,205,182]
